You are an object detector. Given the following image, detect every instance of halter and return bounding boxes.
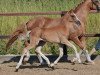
[91,0,100,12]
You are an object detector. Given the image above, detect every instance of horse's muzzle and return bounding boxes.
[97,6,100,12]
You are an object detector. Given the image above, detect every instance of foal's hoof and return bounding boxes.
[71,62,75,65]
[88,61,95,65]
[15,69,18,72]
[22,61,27,65]
[83,61,95,65]
[48,64,55,70]
[50,66,55,70]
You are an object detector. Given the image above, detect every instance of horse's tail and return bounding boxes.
[6,23,26,50]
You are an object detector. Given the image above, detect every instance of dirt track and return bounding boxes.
[0,60,100,75]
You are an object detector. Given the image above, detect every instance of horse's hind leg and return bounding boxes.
[35,46,51,67]
[21,40,30,64]
[15,44,35,72]
[35,40,46,65]
[22,40,45,65]
[50,44,63,67]
[15,36,39,72]
[23,50,30,64]
[35,41,50,67]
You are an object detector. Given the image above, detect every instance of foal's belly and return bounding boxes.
[41,32,60,43]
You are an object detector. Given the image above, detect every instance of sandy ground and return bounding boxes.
[0,60,100,75]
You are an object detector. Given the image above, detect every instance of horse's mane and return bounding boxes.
[72,0,87,12]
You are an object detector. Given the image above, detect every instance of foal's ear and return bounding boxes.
[69,10,74,16]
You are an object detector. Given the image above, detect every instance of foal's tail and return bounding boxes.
[6,23,26,49]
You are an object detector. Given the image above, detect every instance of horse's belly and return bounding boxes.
[41,32,60,43]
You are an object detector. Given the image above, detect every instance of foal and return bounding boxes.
[15,11,84,71]
[6,0,100,71]
[24,0,100,68]
[22,0,100,68]
[6,11,82,71]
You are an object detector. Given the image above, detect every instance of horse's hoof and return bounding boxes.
[50,66,55,70]
[89,61,95,65]
[48,64,55,70]
[83,61,95,65]
[22,61,27,65]
[83,62,88,65]
[15,69,18,72]
[50,64,54,67]
[72,68,78,71]
[71,62,75,65]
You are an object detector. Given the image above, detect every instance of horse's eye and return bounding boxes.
[94,0,99,3]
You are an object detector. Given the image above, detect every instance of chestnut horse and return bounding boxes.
[6,0,100,71]
[6,11,82,71]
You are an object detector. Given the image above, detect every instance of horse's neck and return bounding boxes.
[75,1,91,23]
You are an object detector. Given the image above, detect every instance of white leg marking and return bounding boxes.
[35,46,50,66]
[83,50,94,64]
[24,50,30,62]
[16,48,28,69]
[63,40,81,63]
[50,45,63,67]
[35,46,44,64]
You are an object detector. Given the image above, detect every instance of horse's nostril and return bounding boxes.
[97,6,100,12]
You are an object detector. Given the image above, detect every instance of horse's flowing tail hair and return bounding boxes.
[6,23,26,49]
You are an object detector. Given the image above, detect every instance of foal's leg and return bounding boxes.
[62,39,81,63]
[15,46,32,72]
[50,44,64,67]
[23,40,45,65]
[15,35,39,72]
[22,41,30,64]
[35,46,51,67]
[23,50,30,64]
[35,41,46,65]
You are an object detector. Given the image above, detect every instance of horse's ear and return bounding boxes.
[69,9,74,13]
[69,9,75,16]
[69,10,75,17]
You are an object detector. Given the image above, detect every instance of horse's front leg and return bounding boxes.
[71,36,94,64]
[61,37,81,64]
[50,44,64,67]
[79,36,94,63]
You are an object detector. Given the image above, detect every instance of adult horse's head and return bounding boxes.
[90,0,100,12]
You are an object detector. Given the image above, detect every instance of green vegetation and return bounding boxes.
[0,0,100,55]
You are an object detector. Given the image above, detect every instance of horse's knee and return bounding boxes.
[35,46,42,54]
[60,51,63,57]
[22,48,28,54]
[35,50,39,54]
